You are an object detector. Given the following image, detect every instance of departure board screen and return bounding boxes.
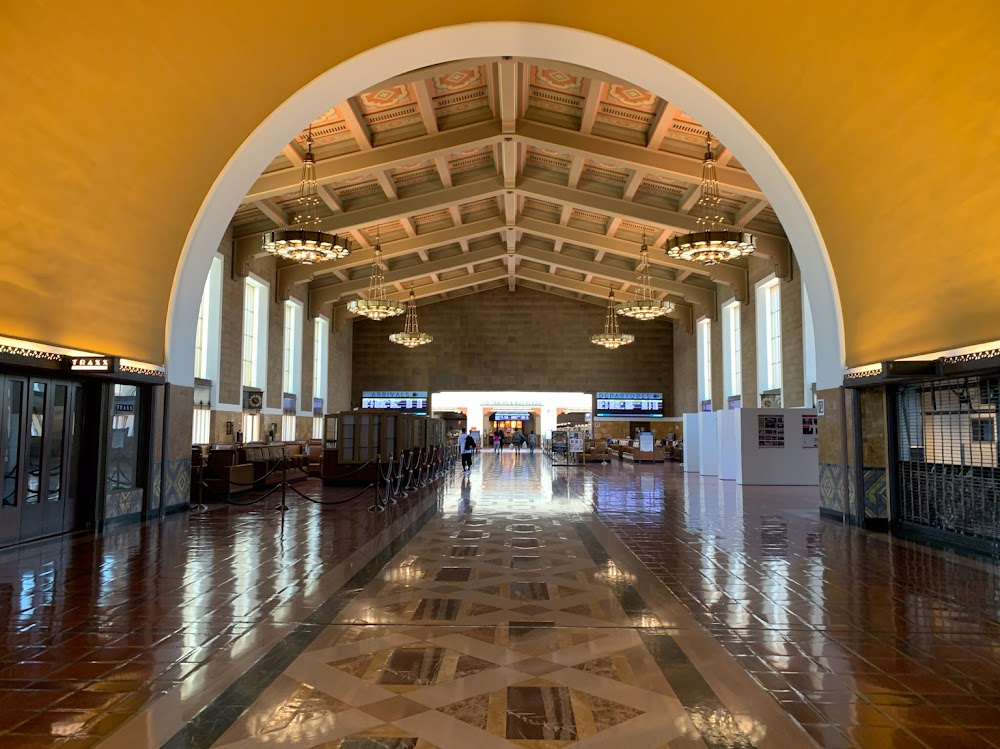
[361,391,428,414]
[595,392,663,417]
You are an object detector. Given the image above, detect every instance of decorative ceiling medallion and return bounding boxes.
[357,85,411,112]
[607,84,658,111]
[434,67,482,93]
[533,67,583,94]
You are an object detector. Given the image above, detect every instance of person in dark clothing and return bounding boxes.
[461,430,475,472]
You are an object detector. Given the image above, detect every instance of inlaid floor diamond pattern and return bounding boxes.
[209,468,796,749]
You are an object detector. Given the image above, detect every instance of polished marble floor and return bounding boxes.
[1,453,999,748]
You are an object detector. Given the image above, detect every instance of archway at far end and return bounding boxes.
[166,22,844,390]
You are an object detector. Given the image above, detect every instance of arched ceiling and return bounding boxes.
[1,2,997,366]
[234,58,791,331]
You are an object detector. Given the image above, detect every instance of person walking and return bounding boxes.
[460,429,475,472]
[512,429,525,455]
[527,431,536,454]
[493,428,502,454]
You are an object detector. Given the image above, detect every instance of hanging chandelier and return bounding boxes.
[389,290,433,348]
[591,287,635,349]
[616,234,674,320]
[262,128,352,265]
[664,134,755,266]
[346,232,405,320]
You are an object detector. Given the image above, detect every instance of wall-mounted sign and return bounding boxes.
[361,390,428,413]
[114,403,134,413]
[71,356,111,371]
[595,392,663,417]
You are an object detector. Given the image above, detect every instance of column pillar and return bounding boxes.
[159,383,194,512]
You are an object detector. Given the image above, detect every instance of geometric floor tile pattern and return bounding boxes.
[203,455,810,749]
[2,451,998,747]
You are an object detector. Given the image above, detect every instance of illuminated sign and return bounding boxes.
[71,357,111,372]
[493,411,532,421]
[361,390,428,414]
[595,391,664,417]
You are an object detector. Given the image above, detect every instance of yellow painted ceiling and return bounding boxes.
[1,1,997,366]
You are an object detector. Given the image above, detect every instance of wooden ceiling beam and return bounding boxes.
[579,79,604,135]
[413,79,439,134]
[246,119,762,205]
[516,244,715,315]
[518,120,762,199]
[498,59,518,134]
[516,267,694,332]
[515,215,747,300]
[252,199,288,227]
[245,120,503,202]
[274,215,507,292]
[340,98,373,150]
[310,244,508,305]
[647,102,680,151]
[324,267,509,319]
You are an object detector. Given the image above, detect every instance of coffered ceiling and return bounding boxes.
[231,57,791,331]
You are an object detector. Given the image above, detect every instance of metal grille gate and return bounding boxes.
[896,375,1000,543]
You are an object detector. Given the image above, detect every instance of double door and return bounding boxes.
[0,375,85,546]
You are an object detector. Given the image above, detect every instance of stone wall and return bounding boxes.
[351,287,673,405]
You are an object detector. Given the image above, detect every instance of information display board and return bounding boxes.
[758,415,785,448]
[361,391,428,414]
[551,431,568,454]
[638,432,654,452]
[595,392,663,418]
[802,415,818,448]
[493,411,532,421]
[569,432,584,454]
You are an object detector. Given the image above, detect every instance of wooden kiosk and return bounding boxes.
[321,409,448,486]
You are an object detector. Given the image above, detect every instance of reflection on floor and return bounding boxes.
[1,453,999,748]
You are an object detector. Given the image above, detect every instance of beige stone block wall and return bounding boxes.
[351,287,673,404]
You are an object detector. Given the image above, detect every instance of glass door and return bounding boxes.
[0,376,87,546]
[18,380,49,541]
[0,376,27,548]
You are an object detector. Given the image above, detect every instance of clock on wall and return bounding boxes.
[243,390,263,411]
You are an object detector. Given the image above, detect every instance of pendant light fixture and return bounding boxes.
[591,286,635,349]
[346,228,405,320]
[664,134,755,266]
[389,290,433,348]
[262,128,352,265]
[616,233,674,320]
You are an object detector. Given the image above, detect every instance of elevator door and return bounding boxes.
[0,376,84,546]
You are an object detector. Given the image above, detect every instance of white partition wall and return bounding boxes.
[717,409,740,480]
[735,408,819,485]
[682,413,700,473]
[698,411,719,476]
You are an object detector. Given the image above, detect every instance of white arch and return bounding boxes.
[167,22,844,390]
